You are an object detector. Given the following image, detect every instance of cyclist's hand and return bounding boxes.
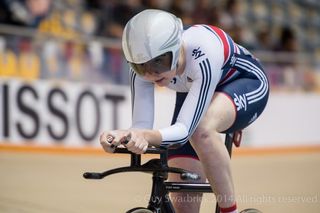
[100,130,130,153]
[125,130,149,154]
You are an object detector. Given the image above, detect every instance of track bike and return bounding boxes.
[83,131,262,213]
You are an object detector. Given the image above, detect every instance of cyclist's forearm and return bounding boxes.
[142,129,162,147]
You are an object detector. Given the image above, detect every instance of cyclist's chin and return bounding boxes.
[155,78,170,87]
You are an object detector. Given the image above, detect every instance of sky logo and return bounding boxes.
[192,47,205,59]
[234,93,247,111]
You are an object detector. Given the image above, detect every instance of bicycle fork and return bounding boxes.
[148,172,175,213]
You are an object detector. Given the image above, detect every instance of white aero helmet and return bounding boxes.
[122,9,183,75]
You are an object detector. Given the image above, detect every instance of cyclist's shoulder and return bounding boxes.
[183,25,224,53]
[183,24,225,38]
[182,25,225,72]
[182,25,208,42]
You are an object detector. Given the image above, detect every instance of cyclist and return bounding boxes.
[100,9,269,213]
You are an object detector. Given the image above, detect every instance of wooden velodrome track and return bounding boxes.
[0,145,319,213]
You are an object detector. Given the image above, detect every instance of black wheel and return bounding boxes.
[240,208,262,213]
[126,207,154,213]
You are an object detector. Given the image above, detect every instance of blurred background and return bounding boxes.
[0,0,319,147]
[0,0,320,212]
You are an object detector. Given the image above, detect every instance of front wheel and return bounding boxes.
[240,209,263,213]
[126,207,154,213]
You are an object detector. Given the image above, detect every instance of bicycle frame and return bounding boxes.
[83,132,240,213]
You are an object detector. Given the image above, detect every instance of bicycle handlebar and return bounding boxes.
[108,132,182,155]
[114,146,168,154]
[84,145,201,181]
[112,131,184,152]
[83,163,201,181]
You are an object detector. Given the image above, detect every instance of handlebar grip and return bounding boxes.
[114,146,167,154]
[83,172,103,179]
[110,134,131,148]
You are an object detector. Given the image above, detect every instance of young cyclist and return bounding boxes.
[100,9,269,213]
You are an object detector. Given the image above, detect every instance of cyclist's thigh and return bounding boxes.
[197,91,236,133]
[216,76,269,133]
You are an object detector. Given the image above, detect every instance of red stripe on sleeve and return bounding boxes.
[209,26,230,64]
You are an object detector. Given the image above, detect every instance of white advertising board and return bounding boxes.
[1,79,319,148]
[0,78,131,147]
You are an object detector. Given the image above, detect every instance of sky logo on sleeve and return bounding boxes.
[192,47,205,59]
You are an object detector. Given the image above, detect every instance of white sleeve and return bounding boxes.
[160,26,224,147]
[130,70,154,129]
[160,62,219,146]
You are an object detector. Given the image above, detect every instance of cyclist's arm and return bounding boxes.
[159,70,220,147]
[159,26,225,147]
[130,69,155,129]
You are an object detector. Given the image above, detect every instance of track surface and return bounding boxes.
[0,150,319,213]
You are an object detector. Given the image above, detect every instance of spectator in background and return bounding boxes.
[273,26,301,90]
[191,0,220,26]
[255,27,273,51]
[220,0,255,50]
[220,0,243,39]
[26,0,52,27]
[107,3,137,38]
[86,0,144,84]
[0,0,52,27]
[91,0,143,38]
[273,26,299,67]
[274,26,298,53]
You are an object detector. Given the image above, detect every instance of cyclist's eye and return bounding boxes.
[154,59,163,64]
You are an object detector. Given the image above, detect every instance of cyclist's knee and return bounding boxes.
[191,126,218,142]
[190,127,221,151]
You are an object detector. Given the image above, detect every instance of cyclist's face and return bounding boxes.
[143,68,176,87]
[129,52,172,76]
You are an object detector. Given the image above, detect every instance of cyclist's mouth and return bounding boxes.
[155,78,165,83]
